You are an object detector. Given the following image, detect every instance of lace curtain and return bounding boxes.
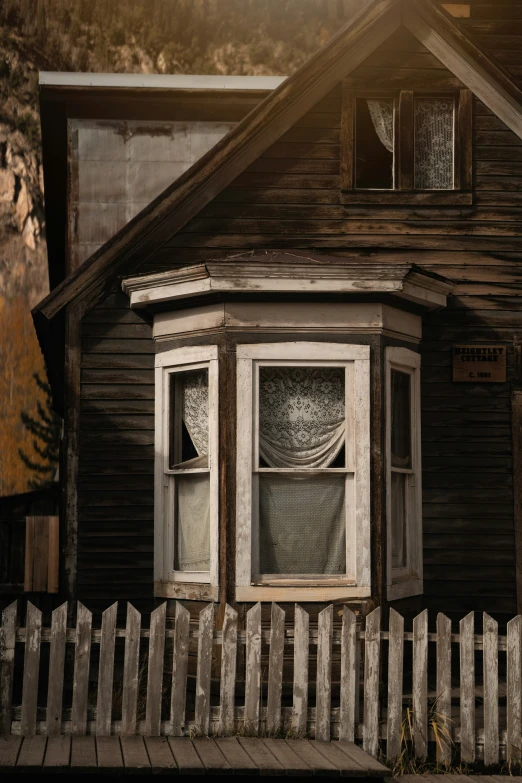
[259,367,345,469]
[414,98,454,189]
[367,99,394,153]
[175,369,210,572]
[257,367,346,575]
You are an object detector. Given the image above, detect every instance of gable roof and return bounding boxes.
[34,0,522,333]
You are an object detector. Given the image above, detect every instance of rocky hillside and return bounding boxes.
[0,0,369,495]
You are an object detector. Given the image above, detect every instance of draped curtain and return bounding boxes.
[175,369,210,572]
[258,367,346,575]
[367,99,394,153]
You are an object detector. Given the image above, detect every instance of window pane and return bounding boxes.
[391,472,407,569]
[259,474,346,575]
[414,98,454,190]
[391,370,411,469]
[175,473,210,571]
[170,368,208,468]
[258,366,345,469]
[355,97,394,189]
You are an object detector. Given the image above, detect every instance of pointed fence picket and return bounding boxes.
[0,600,521,766]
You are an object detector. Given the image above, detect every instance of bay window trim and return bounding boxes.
[154,344,219,597]
[386,346,423,601]
[236,342,371,601]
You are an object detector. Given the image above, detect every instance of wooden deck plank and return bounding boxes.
[168,737,205,774]
[285,739,339,776]
[262,738,313,775]
[96,736,124,772]
[308,739,366,776]
[121,735,151,774]
[192,737,231,774]
[214,737,259,775]
[336,741,389,776]
[238,737,284,775]
[43,735,71,772]
[0,735,22,768]
[143,736,178,774]
[71,735,97,771]
[16,735,47,771]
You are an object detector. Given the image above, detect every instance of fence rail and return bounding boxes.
[0,601,521,766]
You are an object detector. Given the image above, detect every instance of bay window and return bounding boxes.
[386,347,423,600]
[236,342,371,601]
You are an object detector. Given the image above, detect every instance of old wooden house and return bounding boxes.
[33,0,522,629]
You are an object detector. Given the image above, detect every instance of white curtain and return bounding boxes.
[259,367,345,469]
[258,367,347,575]
[367,99,394,153]
[182,369,208,457]
[175,369,210,572]
[414,98,454,190]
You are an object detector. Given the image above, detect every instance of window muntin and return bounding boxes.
[386,348,422,600]
[155,346,219,590]
[355,97,395,190]
[236,342,371,598]
[414,97,455,190]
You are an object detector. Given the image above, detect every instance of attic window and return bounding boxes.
[342,86,472,204]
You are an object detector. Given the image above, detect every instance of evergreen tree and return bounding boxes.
[18,372,61,490]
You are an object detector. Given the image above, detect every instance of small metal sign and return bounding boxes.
[453,344,507,383]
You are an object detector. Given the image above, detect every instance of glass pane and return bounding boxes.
[355,97,394,189]
[414,98,454,189]
[391,472,407,569]
[175,473,210,571]
[259,474,346,575]
[391,370,411,469]
[258,366,345,469]
[169,368,208,468]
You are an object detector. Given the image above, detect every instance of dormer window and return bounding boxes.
[342,86,472,204]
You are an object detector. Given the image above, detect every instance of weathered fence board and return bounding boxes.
[1,599,520,766]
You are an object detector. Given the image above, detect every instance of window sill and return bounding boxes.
[341,190,473,206]
[154,580,218,602]
[387,577,422,602]
[236,584,371,602]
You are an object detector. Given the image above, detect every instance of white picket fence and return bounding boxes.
[0,601,521,765]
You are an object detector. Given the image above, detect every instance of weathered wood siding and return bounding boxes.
[76,17,521,617]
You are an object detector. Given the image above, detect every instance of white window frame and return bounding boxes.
[236,342,371,602]
[154,345,219,597]
[386,346,423,601]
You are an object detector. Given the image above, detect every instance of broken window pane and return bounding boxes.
[355,97,394,189]
[169,368,208,469]
[414,98,454,189]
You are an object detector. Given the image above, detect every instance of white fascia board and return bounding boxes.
[39,72,287,91]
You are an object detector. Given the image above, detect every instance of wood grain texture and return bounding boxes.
[20,603,42,736]
[46,603,67,736]
[413,609,428,761]
[459,611,475,764]
[315,604,333,741]
[170,602,190,736]
[339,607,357,743]
[363,606,380,757]
[194,603,214,735]
[96,601,118,736]
[266,603,285,736]
[482,612,499,767]
[386,608,404,760]
[145,602,166,736]
[71,602,92,735]
[244,602,262,733]
[436,612,452,767]
[506,614,521,765]
[292,603,309,737]
[121,602,141,735]
[218,604,238,735]
[0,601,17,734]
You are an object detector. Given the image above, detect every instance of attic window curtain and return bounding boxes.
[257,367,346,575]
[367,99,394,153]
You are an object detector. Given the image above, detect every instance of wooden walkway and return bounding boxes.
[0,734,390,775]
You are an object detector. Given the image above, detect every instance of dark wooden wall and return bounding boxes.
[76,7,521,620]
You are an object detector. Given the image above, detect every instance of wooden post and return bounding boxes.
[413,609,428,761]
[339,607,357,743]
[145,602,166,737]
[316,605,333,741]
[245,602,262,734]
[20,602,42,736]
[363,607,381,757]
[96,602,118,736]
[459,612,475,763]
[121,603,141,736]
[436,612,452,767]
[46,603,68,736]
[218,604,238,736]
[0,601,17,734]
[506,614,521,765]
[386,608,404,760]
[266,603,285,736]
[170,602,190,736]
[47,516,60,594]
[483,612,499,767]
[195,603,214,736]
